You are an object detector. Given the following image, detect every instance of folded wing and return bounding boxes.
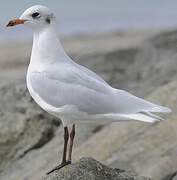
[29,63,171,122]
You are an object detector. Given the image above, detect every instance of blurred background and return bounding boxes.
[2,0,177,40]
[0,1,177,180]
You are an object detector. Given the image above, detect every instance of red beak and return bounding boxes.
[6,19,27,27]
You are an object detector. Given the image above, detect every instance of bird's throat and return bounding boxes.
[30,25,68,71]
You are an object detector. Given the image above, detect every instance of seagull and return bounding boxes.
[7,5,171,174]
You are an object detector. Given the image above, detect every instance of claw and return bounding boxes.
[46,161,71,175]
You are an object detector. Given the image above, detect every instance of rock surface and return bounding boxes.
[172,173,177,180]
[0,82,60,173]
[42,158,151,180]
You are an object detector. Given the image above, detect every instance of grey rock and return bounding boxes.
[42,157,151,180]
[0,82,60,172]
[125,30,177,96]
[172,173,177,180]
[162,171,177,180]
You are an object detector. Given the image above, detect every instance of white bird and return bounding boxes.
[7,5,171,174]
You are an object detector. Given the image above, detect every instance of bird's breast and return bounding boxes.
[26,71,51,112]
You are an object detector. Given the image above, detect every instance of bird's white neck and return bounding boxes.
[29,24,69,72]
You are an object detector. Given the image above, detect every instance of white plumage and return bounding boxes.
[6,5,169,126]
[19,5,171,126]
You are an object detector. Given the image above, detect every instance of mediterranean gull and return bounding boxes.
[7,5,171,174]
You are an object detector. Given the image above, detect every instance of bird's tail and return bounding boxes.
[147,105,171,114]
[119,113,163,123]
[96,108,171,123]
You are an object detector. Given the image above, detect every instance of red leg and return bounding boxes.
[47,126,71,174]
[62,126,69,163]
[68,124,75,162]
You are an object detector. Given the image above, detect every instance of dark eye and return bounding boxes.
[32,12,40,18]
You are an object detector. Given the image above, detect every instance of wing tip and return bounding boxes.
[121,113,161,123]
[150,106,172,113]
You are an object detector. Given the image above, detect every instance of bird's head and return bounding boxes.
[6,5,55,30]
